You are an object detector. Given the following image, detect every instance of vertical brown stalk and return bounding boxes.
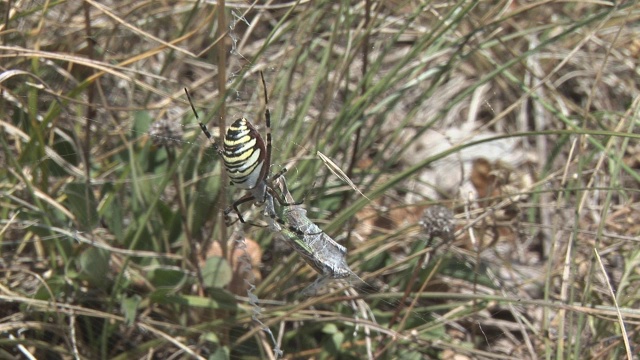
[83,1,96,230]
[347,0,371,180]
[215,0,230,349]
[342,0,372,246]
[216,1,228,260]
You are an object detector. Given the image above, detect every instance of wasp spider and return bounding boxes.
[184,71,305,230]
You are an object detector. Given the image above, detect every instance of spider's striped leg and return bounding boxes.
[184,87,223,155]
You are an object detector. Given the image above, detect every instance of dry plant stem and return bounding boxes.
[233,285,370,348]
[545,139,575,357]
[0,295,206,360]
[81,5,106,358]
[463,14,608,144]
[195,0,259,59]
[594,248,633,360]
[213,0,231,349]
[84,0,194,56]
[82,2,95,190]
[216,0,228,261]
[68,227,182,259]
[558,224,576,359]
[554,10,625,352]
[1,0,11,37]
[341,0,373,249]
[69,313,80,360]
[396,255,443,331]
[0,46,187,99]
[343,0,372,200]
[576,96,638,350]
[577,5,625,215]
[581,2,625,131]
[236,0,266,51]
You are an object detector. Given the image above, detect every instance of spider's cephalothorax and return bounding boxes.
[185,71,292,226]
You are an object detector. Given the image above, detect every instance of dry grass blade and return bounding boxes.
[84,0,196,57]
[594,248,633,360]
[317,150,370,201]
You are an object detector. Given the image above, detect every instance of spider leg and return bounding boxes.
[184,87,223,155]
[226,193,258,224]
[266,187,323,236]
[268,186,304,207]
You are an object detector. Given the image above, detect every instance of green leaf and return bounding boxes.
[78,247,110,288]
[149,267,187,288]
[149,288,178,303]
[331,331,344,350]
[32,275,67,301]
[133,110,153,135]
[202,256,232,289]
[63,182,99,230]
[322,323,338,334]
[208,346,230,360]
[99,182,124,240]
[201,332,220,344]
[121,295,141,326]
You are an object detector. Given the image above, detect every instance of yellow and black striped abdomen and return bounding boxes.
[222,118,266,189]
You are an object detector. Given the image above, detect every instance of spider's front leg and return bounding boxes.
[261,194,284,232]
[223,193,256,226]
[223,207,241,227]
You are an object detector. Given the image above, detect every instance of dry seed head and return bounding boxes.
[420,205,454,241]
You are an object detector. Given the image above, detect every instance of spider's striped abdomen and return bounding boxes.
[222,118,267,190]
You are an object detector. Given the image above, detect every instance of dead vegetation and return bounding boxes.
[1,1,640,359]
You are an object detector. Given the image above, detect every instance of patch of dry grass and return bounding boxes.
[1,0,639,359]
